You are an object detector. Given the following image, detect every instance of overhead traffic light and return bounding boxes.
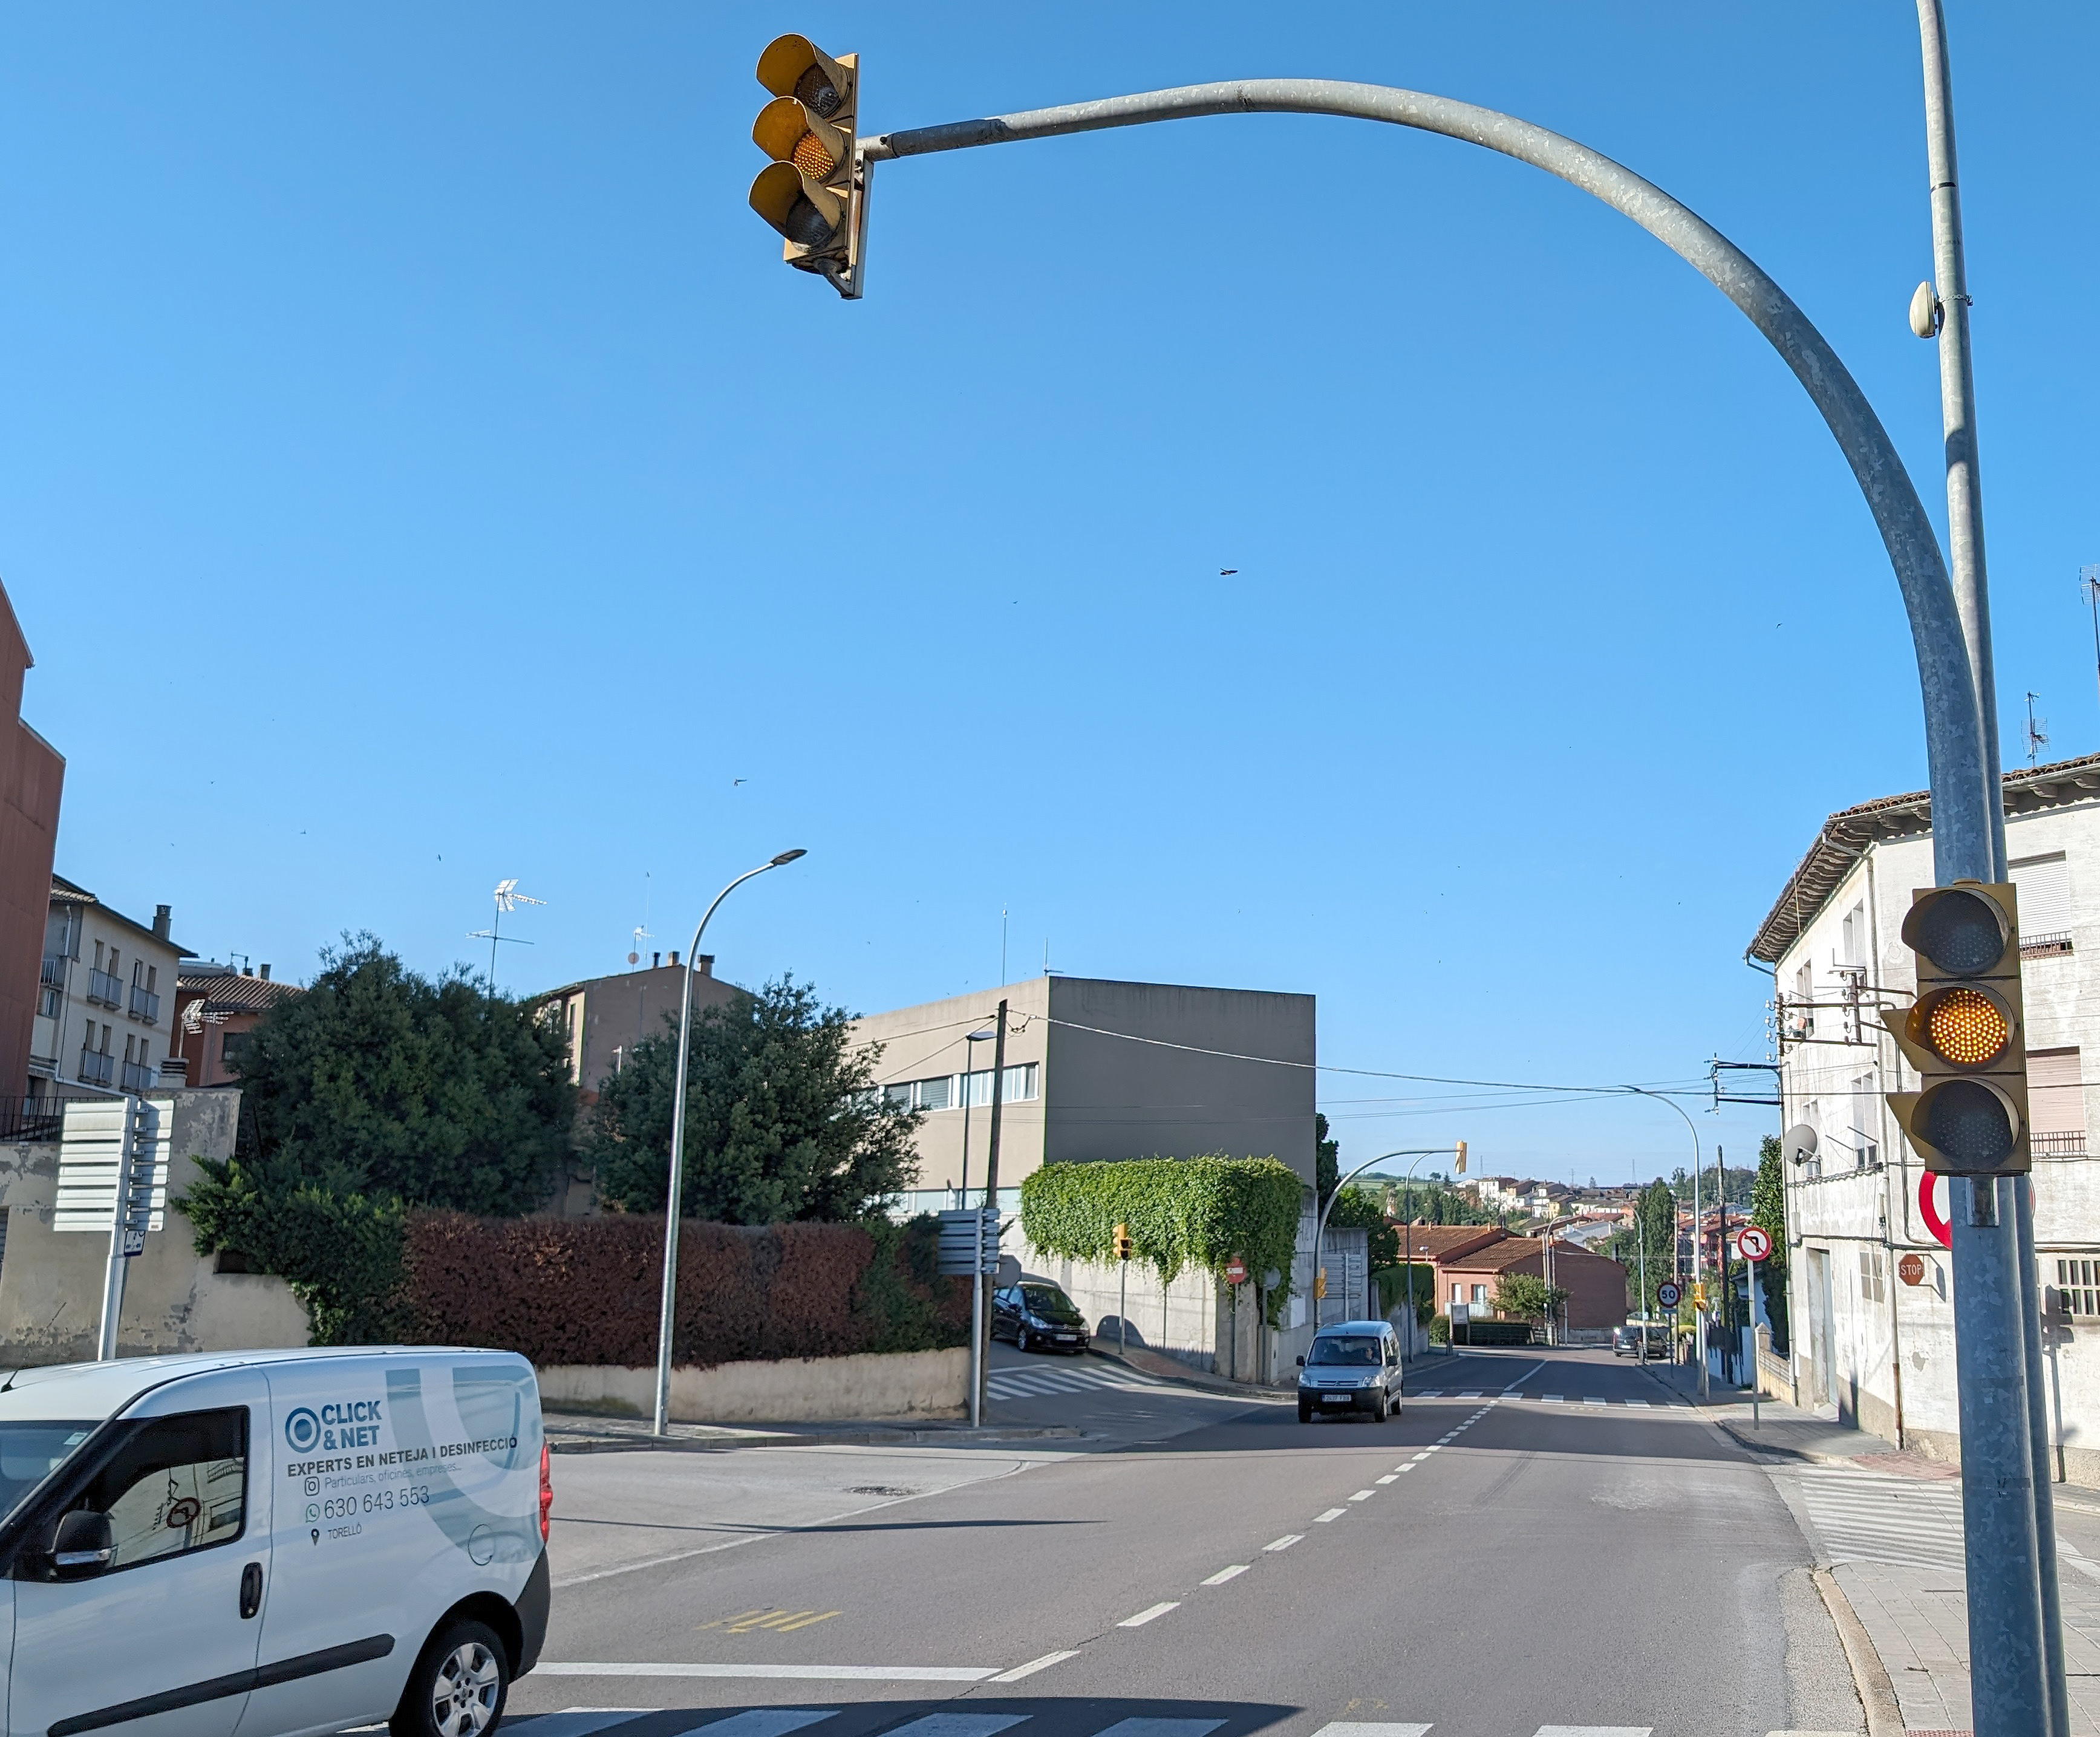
[749,34,867,299]
[1454,1141,1467,1176]
[1884,881,2031,1175]
[1112,1223,1133,1262]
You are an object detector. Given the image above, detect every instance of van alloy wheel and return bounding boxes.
[431,1640,502,1737]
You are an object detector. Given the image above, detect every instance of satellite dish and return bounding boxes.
[627,952,640,965]
[1784,1123,1820,1167]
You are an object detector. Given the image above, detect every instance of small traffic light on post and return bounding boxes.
[1112,1224,1132,1262]
[748,34,868,299]
[1454,1140,1467,1176]
[1883,882,2031,1176]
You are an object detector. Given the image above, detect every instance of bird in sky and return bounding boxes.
[1219,568,1238,575]
[733,777,747,786]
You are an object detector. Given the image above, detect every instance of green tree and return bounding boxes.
[1325,1181,1398,1270]
[1492,1271,1568,1324]
[1603,1179,1682,1316]
[1316,1112,1339,1203]
[229,936,575,1213]
[1752,1133,1790,1352]
[587,977,921,1222]
[180,934,576,1344]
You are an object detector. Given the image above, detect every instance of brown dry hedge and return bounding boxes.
[400,1211,971,1368]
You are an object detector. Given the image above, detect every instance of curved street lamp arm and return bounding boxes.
[1311,1146,1456,1332]
[864,79,1989,881]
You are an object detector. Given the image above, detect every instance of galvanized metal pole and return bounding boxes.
[978,1000,1008,1420]
[653,852,804,1437]
[1913,8,2064,1730]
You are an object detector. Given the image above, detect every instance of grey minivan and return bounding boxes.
[1296,1320,1403,1423]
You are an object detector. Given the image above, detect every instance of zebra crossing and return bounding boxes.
[1776,1465,1967,1572]
[985,1358,1174,1402]
[507,1713,1683,1737]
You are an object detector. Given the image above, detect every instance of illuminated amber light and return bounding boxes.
[1927,987,2009,1066]
[791,131,836,177]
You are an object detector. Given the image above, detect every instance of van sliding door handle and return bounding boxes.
[239,1561,264,1619]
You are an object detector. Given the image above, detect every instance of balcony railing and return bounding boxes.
[86,968,121,1007]
[0,1093,100,1142]
[120,1059,155,1092]
[77,1049,114,1087]
[39,954,65,989]
[2021,930,2075,959]
[2032,1130,2088,1158]
[129,985,160,1024]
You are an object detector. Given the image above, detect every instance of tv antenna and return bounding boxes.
[2083,566,2100,719]
[2025,692,2049,767]
[469,878,546,991]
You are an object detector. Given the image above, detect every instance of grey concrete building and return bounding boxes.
[852,974,1317,1217]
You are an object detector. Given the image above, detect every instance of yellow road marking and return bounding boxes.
[699,1609,843,1635]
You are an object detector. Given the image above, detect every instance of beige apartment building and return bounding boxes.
[852,974,1317,1215]
[31,877,188,1104]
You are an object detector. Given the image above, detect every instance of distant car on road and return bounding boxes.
[1297,1320,1403,1423]
[992,1282,1091,1354]
[1612,1322,1672,1358]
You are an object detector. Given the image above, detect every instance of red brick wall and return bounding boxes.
[0,590,62,1098]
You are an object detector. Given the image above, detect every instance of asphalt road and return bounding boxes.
[514,1347,1864,1737]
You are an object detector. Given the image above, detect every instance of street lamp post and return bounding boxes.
[957,1028,997,1207]
[652,849,807,1438]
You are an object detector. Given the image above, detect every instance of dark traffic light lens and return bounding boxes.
[1924,987,2009,1066]
[1906,888,2008,974]
[1920,1078,2015,1168]
[780,195,838,247]
[795,66,842,116]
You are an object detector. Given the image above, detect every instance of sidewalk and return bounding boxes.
[1656,1360,2100,1736]
[543,1408,1080,1455]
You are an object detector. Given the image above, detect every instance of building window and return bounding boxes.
[2058,1259,2100,1318]
[1470,1284,1488,1305]
[2030,1049,2086,1156]
[221,1032,249,1064]
[1850,1074,1879,1167]
[2012,852,2075,956]
[1859,1248,1886,1303]
[1841,902,1865,967]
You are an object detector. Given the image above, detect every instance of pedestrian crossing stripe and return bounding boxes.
[1781,1467,1966,1571]
[984,1363,1171,1400]
[509,1715,1758,1737]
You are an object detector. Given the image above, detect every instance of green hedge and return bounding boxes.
[1019,1156,1303,1318]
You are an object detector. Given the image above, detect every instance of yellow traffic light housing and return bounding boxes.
[1314,1268,1328,1300]
[1884,881,2031,1175]
[1112,1224,1132,1262]
[1454,1140,1467,1176]
[749,34,867,299]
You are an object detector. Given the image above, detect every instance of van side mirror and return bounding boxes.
[1295,1355,1305,1367]
[51,1510,114,1579]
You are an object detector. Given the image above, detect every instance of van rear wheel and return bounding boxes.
[393,1618,510,1737]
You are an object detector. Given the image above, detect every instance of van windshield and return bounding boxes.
[0,1421,97,1523]
[1307,1336,1382,1366]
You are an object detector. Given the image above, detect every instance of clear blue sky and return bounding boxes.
[2,5,2092,1182]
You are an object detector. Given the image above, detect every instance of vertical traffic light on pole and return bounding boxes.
[748,34,868,298]
[1883,882,2030,1175]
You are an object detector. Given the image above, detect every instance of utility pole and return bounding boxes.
[1636,1195,1649,1367]
[1715,1147,1732,1386]
[977,999,1008,1421]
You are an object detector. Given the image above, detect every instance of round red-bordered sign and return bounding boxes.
[1919,1171,1952,1250]
[1736,1225,1772,1263]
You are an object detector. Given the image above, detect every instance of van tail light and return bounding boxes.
[538,1442,553,1542]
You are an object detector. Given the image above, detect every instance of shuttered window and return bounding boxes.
[2029,1048,2085,1154]
[2012,852,2074,950]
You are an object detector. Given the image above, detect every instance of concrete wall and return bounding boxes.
[0,1090,310,1362]
[1043,977,1316,1181]
[536,1347,968,1424]
[1773,800,2100,1481]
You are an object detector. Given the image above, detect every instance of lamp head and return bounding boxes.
[770,849,808,867]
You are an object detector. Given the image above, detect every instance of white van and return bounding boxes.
[0,1348,550,1737]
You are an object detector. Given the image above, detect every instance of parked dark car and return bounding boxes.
[1612,1322,1672,1358]
[992,1282,1091,1353]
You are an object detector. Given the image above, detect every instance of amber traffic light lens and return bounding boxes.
[1925,987,2009,1066]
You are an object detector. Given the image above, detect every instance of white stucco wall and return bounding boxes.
[1775,800,2100,1478]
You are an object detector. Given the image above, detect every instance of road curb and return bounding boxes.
[546,1423,1084,1455]
[1813,1566,1905,1737]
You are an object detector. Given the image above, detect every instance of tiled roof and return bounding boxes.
[1746,751,2100,965]
[177,974,301,1011]
[1391,1225,1505,1263]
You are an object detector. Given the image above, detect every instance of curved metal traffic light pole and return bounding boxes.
[862,78,1992,886]
[858,76,2047,1731]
